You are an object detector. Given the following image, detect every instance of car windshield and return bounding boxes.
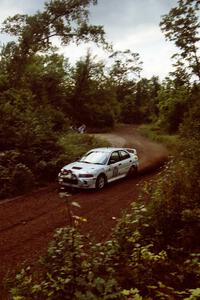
[80,151,109,165]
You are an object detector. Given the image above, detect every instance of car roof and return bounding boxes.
[88,147,128,153]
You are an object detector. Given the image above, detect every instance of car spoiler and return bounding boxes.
[126,148,137,155]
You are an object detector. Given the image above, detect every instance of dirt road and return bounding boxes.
[0,126,168,296]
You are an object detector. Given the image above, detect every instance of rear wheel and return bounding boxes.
[95,174,106,190]
[128,165,138,177]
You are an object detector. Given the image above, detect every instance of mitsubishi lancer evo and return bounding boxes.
[58,147,139,190]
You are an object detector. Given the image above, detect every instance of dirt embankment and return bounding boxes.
[0,126,168,299]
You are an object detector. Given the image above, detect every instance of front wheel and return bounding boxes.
[95,174,106,190]
[127,165,138,178]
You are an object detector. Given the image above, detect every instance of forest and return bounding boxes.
[0,0,199,299]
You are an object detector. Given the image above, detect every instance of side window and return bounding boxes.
[119,150,130,160]
[109,151,120,164]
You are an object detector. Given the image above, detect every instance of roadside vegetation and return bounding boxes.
[138,124,178,151]
[0,0,199,299]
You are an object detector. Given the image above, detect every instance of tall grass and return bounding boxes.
[138,124,179,152]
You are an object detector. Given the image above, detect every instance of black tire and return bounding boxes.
[127,165,138,178]
[95,174,106,190]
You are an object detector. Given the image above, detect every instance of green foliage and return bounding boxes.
[184,288,200,300]
[22,53,71,110]
[135,77,161,123]
[1,0,106,56]
[0,0,107,88]
[179,85,200,140]
[0,151,35,198]
[59,132,110,164]
[112,145,200,297]
[120,95,139,123]
[0,150,19,198]
[0,87,57,197]
[12,163,35,194]
[10,227,122,300]
[109,50,142,83]
[108,50,142,104]
[0,87,66,191]
[145,160,199,251]
[138,124,178,151]
[155,79,189,133]
[69,51,120,128]
[160,0,200,80]
[0,45,116,200]
[120,77,161,124]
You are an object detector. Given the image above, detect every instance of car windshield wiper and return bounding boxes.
[80,160,91,164]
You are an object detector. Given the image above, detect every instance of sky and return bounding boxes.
[0,0,179,79]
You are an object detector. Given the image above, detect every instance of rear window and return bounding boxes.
[126,148,137,155]
[119,150,130,160]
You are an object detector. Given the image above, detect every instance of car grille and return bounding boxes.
[63,178,78,184]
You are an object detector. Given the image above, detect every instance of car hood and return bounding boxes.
[62,161,103,174]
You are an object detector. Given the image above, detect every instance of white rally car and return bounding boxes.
[58,147,139,190]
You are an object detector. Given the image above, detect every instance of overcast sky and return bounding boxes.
[0,0,179,79]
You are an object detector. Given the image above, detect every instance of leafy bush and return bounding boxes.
[10,227,124,300]
[0,151,21,198]
[112,119,200,297]
[59,132,110,164]
[179,86,200,141]
[12,163,35,194]
[0,151,35,198]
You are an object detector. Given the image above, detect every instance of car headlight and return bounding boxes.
[79,174,94,178]
[61,169,69,175]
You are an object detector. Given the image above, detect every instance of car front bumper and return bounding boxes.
[58,174,96,189]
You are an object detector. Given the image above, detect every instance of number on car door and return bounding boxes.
[107,151,121,179]
[119,150,131,175]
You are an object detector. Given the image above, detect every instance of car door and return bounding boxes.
[106,151,121,180]
[119,150,131,175]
